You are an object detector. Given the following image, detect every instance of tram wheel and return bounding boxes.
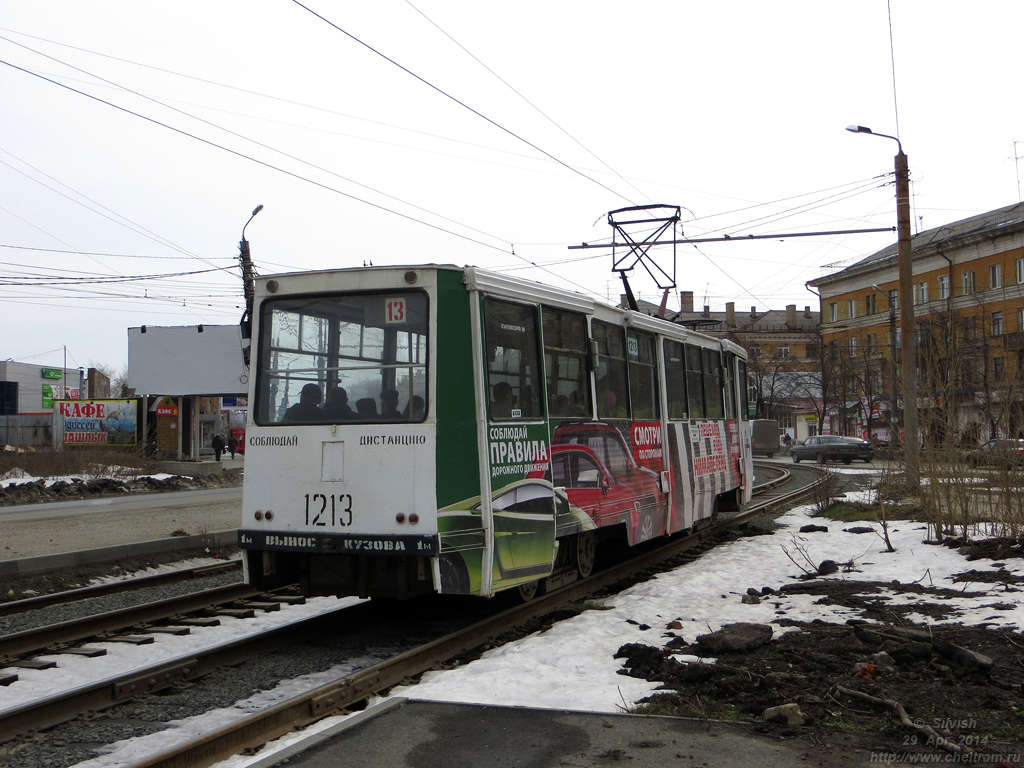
[516,578,545,602]
[637,507,656,542]
[576,531,598,579]
[438,555,470,594]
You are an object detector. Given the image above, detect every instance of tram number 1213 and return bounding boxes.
[304,493,354,527]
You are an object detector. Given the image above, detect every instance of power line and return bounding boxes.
[0,34,514,250]
[0,243,235,260]
[0,265,236,286]
[402,0,650,203]
[0,58,609,299]
[289,0,638,205]
[0,56,517,258]
[0,25,555,163]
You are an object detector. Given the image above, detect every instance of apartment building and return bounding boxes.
[808,201,1024,444]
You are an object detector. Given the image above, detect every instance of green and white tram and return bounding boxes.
[239,265,753,599]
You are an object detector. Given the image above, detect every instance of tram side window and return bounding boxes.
[593,320,628,418]
[703,348,724,418]
[684,344,705,419]
[627,331,659,419]
[739,359,752,418]
[257,292,428,425]
[663,340,687,419]
[723,352,736,419]
[485,299,542,420]
[542,308,591,417]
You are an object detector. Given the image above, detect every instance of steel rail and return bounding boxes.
[0,599,363,744]
[0,561,241,618]
[0,582,259,661]
[131,465,829,768]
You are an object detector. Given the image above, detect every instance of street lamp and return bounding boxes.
[847,125,918,485]
[239,204,263,365]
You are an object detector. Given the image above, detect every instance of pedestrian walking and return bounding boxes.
[228,434,237,459]
[212,433,225,462]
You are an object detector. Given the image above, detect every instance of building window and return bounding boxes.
[866,333,877,355]
[915,280,928,305]
[962,270,976,295]
[992,311,1004,337]
[829,303,837,323]
[849,337,857,358]
[805,342,819,359]
[994,357,1006,382]
[990,264,1003,290]
[777,344,790,360]
[888,289,898,311]
[865,293,877,315]
[895,327,902,351]
[938,275,950,299]
[1018,306,1024,332]
[1017,256,1024,284]
[749,345,761,359]
[848,299,856,319]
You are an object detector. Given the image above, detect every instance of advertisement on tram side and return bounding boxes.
[550,419,667,546]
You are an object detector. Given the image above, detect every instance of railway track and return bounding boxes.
[0,560,241,619]
[0,461,828,765]
[0,582,293,664]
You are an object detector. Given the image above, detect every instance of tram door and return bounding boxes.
[480,298,557,593]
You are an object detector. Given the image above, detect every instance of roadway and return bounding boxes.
[0,487,241,560]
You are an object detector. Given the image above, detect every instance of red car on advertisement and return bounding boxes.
[550,422,666,544]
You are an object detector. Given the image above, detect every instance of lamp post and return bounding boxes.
[239,205,263,366]
[847,125,918,485]
[239,204,263,311]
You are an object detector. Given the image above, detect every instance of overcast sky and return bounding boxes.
[2,1,1022,371]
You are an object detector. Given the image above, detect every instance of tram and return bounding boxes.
[238,265,754,599]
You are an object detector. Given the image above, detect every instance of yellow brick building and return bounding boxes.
[808,202,1024,444]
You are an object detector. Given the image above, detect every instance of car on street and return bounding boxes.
[791,435,873,464]
[964,439,1024,468]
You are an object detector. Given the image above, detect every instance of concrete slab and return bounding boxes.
[243,698,879,768]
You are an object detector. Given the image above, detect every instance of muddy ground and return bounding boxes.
[0,468,242,506]
[616,539,1024,765]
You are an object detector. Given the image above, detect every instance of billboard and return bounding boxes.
[58,399,138,445]
[127,325,247,396]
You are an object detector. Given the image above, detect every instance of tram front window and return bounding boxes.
[256,291,428,425]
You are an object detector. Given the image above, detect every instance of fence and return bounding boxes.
[0,415,54,448]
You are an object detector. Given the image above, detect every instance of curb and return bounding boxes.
[0,529,239,579]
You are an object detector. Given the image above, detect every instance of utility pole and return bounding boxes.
[847,125,918,486]
[895,149,919,485]
[238,204,263,367]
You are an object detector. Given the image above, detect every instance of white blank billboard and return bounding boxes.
[128,325,247,396]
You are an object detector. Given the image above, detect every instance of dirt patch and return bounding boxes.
[0,469,243,507]
[616,585,1024,762]
[776,579,991,622]
[944,536,1024,563]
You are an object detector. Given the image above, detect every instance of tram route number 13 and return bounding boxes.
[304,493,354,526]
[385,297,406,324]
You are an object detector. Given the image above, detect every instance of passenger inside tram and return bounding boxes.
[380,389,402,419]
[403,395,425,419]
[324,387,357,421]
[491,381,515,418]
[356,398,379,419]
[283,383,323,421]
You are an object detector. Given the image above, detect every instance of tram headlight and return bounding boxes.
[265,510,274,521]
[254,511,263,521]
